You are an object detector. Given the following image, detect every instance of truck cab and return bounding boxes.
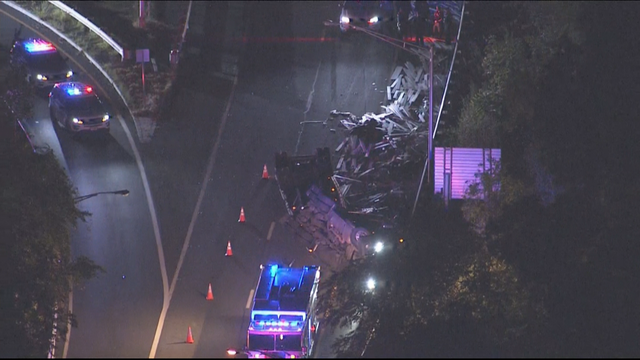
[274,147,339,216]
[229,264,321,358]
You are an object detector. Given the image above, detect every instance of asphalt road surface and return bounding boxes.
[1,1,397,357]
[146,1,396,358]
[0,6,163,358]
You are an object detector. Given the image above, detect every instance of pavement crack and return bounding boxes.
[294,60,322,156]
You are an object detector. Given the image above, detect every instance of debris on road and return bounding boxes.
[277,57,453,263]
[321,60,438,227]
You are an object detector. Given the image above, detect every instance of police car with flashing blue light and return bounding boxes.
[10,38,73,89]
[48,82,110,133]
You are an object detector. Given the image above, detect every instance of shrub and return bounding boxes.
[15,1,178,120]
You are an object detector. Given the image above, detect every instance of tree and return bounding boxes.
[0,62,104,357]
[316,200,548,358]
[319,2,640,357]
[454,1,640,357]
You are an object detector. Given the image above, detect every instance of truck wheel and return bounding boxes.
[350,227,370,252]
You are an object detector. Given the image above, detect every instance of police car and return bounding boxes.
[48,82,110,133]
[10,38,73,88]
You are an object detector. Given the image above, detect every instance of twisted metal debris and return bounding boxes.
[324,59,445,227]
[279,57,453,263]
[277,2,465,264]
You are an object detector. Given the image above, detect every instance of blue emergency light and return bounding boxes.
[250,310,306,333]
[57,83,93,96]
[24,39,56,53]
[270,264,279,276]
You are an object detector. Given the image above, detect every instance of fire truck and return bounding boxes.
[228,264,321,358]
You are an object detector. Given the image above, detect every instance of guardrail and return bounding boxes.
[47,0,123,59]
[2,1,134,124]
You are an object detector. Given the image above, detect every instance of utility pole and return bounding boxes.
[323,21,435,219]
[412,44,433,218]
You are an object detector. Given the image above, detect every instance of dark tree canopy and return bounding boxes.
[316,2,640,357]
[0,54,104,357]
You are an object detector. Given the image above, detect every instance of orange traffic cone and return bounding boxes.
[262,164,269,179]
[225,241,233,257]
[206,283,214,301]
[238,207,246,223]
[186,326,194,344]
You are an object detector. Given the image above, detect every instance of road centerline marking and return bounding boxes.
[266,222,276,241]
[149,75,239,358]
[246,289,255,309]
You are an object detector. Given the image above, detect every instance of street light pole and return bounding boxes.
[74,189,130,203]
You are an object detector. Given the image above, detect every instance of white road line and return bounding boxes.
[0,11,169,359]
[148,76,239,358]
[246,289,255,309]
[117,114,170,298]
[266,222,276,241]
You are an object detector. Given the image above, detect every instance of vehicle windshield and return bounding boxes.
[25,51,64,67]
[248,334,302,351]
[67,95,102,112]
[276,334,302,351]
[249,334,274,350]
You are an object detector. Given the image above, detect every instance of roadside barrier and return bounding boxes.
[47,1,123,59]
[3,1,135,125]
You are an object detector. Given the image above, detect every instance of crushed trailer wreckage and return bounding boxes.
[274,2,465,265]
[276,51,457,263]
[328,103,427,225]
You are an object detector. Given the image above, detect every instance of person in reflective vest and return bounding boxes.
[432,6,443,38]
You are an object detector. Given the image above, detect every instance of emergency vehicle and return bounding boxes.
[48,82,110,133]
[10,38,73,88]
[228,264,321,358]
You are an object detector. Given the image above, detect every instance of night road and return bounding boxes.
[1,1,397,358]
[9,1,634,358]
[0,5,163,358]
[146,1,397,358]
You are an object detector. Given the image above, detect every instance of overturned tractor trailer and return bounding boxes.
[274,148,388,261]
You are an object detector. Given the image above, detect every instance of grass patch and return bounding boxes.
[15,0,180,119]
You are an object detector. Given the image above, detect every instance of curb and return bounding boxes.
[1,0,140,138]
[0,4,167,358]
